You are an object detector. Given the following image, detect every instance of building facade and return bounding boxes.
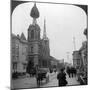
[11,34,20,73]
[11,33,28,74]
[72,51,81,69]
[72,28,88,84]
[79,29,87,77]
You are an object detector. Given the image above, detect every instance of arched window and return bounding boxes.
[38,31,40,39]
[31,30,34,39]
[31,46,33,53]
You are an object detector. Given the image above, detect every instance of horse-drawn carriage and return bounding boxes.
[26,65,49,86]
[36,68,50,86]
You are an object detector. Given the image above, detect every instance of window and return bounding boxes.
[13,63,17,70]
[31,46,33,53]
[16,44,19,49]
[77,59,80,65]
[23,64,26,70]
[31,30,34,39]
[12,56,15,60]
[38,31,40,39]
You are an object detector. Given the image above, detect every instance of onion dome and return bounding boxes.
[30,3,39,18]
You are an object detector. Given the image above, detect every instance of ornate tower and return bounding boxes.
[28,3,40,67]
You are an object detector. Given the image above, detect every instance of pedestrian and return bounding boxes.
[57,68,68,86]
[73,67,77,77]
[46,70,50,83]
[66,67,71,78]
[71,67,75,78]
[36,70,41,87]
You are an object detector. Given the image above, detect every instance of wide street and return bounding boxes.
[12,72,80,89]
[42,72,80,87]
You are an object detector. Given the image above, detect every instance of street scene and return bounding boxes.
[12,71,80,89]
[11,0,88,89]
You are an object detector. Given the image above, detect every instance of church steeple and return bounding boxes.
[43,19,48,40]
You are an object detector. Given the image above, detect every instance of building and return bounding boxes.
[72,51,81,69]
[27,3,50,69]
[11,33,28,74]
[72,28,88,84]
[17,33,28,73]
[79,35,87,77]
[11,3,55,74]
[11,34,20,73]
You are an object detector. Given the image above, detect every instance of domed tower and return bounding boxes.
[28,3,40,67]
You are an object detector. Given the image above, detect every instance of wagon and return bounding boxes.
[37,68,49,82]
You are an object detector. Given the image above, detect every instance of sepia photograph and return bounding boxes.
[11,0,88,89]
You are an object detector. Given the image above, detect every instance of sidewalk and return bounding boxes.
[12,72,80,89]
[12,77,37,89]
[41,72,58,87]
[42,72,80,87]
[49,72,57,81]
[66,74,80,86]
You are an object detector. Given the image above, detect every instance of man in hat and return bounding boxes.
[57,68,68,86]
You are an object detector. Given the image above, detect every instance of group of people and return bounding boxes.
[27,66,77,87]
[66,66,77,78]
[57,66,77,86]
[36,67,68,87]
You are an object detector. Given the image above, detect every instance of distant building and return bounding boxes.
[72,28,88,83]
[59,59,64,63]
[72,51,81,68]
[50,57,59,66]
[79,39,87,76]
[64,62,72,68]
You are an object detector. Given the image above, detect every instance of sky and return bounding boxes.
[12,2,87,64]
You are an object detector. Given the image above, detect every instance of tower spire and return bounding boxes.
[43,19,48,40]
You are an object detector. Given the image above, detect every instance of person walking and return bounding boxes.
[66,67,71,78]
[36,70,41,87]
[46,70,50,83]
[57,68,68,86]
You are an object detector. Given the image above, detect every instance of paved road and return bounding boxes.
[12,72,80,89]
[12,77,37,89]
[42,72,80,87]
[12,72,56,89]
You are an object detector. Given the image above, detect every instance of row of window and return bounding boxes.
[12,63,27,71]
[29,30,40,39]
